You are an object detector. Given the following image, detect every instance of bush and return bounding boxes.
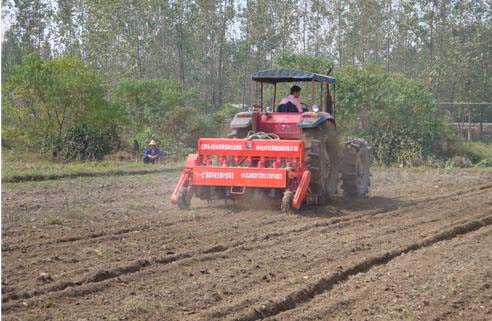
[160,106,211,158]
[112,78,217,158]
[475,159,492,168]
[334,65,453,165]
[53,123,120,161]
[455,142,492,164]
[445,156,473,168]
[275,54,455,165]
[2,54,121,156]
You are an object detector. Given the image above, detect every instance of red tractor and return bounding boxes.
[171,68,371,212]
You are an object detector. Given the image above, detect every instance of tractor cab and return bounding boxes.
[230,68,337,140]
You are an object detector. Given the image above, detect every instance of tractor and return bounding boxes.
[171,68,371,212]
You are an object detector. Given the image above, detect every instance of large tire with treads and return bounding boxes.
[302,121,340,205]
[340,138,371,198]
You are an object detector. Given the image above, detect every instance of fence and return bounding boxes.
[438,102,492,142]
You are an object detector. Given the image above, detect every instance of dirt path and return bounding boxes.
[2,167,491,321]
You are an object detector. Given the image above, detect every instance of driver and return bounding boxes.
[278,85,303,113]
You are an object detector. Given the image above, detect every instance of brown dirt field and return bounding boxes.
[2,167,491,321]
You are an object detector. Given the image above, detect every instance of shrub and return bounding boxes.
[334,65,453,165]
[275,54,455,165]
[445,156,473,168]
[2,54,121,156]
[53,123,120,161]
[112,78,215,158]
[455,142,492,165]
[475,159,492,168]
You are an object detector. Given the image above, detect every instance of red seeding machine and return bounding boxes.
[171,68,371,212]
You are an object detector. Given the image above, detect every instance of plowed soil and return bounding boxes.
[2,167,491,321]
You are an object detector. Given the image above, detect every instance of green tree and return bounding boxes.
[1,0,55,77]
[275,51,332,73]
[335,64,452,164]
[2,54,114,150]
[111,78,212,157]
[275,53,454,164]
[2,0,491,161]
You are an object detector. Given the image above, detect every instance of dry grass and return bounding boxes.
[43,212,62,225]
[2,150,181,181]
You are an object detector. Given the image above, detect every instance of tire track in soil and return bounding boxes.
[196,201,491,321]
[1,243,231,306]
[229,214,492,321]
[2,226,142,253]
[1,206,290,298]
[2,250,235,313]
[5,182,491,254]
[2,213,209,253]
[7,204,480,309]
[9,195,481,316]
[260,226,492,321]
[8,249,238,310]
[254,183,492,242]
[2,207,277,254]
[3,183,490,305]
[2,202,286,253]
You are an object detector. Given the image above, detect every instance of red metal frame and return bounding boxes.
[170,169,191,204]
[257,113,304,140]
[292,170,311,209]
[192,167,286,188]
[171,138,312,209]
[198,138,303,158]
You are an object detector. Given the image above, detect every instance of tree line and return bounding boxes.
[2,0,491,165]
[3,0,490,106]
[2,52,454,166]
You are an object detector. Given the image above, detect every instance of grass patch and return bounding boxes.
[85,244,114,257]
[1,149,182,182]
[124,297,163,315]
[288,277,307,285]
[65,208,88,221]
[458,141,492,164]
[440,141,492,169]
[43,212,62,225]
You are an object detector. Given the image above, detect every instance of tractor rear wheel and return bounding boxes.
[340,139,371,198]
[302,121,340,205]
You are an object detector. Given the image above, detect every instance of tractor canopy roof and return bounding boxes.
[252,68,336,84]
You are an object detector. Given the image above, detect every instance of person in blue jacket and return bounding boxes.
[143,140,162,164]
